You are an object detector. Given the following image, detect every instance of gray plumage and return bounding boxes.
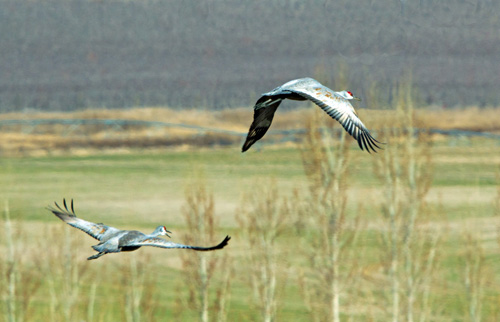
[47,199,230,260]
[242,77,382,153]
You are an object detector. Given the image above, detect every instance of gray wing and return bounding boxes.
[242,95,284,152]
[47,199,120,241]
[128,235,231,251]
[287,80,382,153]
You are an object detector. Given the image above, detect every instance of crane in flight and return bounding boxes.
[47,199,230,260]
[242,77,382,153]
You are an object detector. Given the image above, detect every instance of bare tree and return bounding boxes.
[373,76,439,322]
[1,200,41,322]
[178,175,231,322]
[2,200,17,322]
[496,169,500,245]
[42,223,89,322]
[374,125,403,322]
[121,255,159,322]
[236,180,289,322]
[463,234,485,322]
[297,109,361,322]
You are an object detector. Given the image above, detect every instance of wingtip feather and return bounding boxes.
[215,235,231,250]
[48,199,77,218]
[241,139,253,152]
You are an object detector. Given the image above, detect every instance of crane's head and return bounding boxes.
[153,225,172,238]
[339,91,361,101]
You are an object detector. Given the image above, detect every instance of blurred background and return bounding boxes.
[1,0,500,111]
[1,1,500,321]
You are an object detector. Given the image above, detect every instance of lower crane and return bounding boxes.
[47,199,230,260]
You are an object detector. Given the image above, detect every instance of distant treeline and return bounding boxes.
[1,0,499,111]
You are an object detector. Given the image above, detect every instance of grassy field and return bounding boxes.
[1,107,500,321]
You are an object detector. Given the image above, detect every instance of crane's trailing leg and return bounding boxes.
[87,252,106,260]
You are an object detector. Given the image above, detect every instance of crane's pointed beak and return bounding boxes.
[353,96,361,101]
[162,226,172,238]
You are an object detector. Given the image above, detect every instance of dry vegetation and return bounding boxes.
[0,108,251,156]
[1,105,499,157]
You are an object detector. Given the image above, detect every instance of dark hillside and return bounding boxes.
[1,0,499,111]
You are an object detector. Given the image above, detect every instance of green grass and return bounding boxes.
[1,138,500,321]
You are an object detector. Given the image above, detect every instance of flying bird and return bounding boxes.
[242,77,382,153]
[47,199,230,260]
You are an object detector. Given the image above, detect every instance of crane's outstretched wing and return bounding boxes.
[129,235,231,251]
[242,95,284,152]
[289,84,382,153]
[47,199,119,241]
